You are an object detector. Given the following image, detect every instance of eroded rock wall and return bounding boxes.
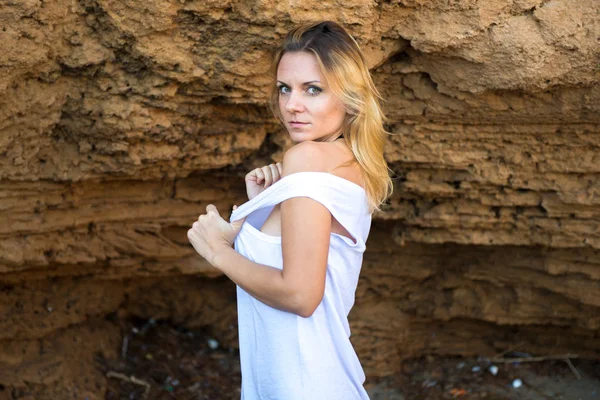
[1,0,599,397]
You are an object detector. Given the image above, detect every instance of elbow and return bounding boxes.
[297,305,316,319]
[291,293,323,318]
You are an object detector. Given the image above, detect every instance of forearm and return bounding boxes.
[212,246,304,315]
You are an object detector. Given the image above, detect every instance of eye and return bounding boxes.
[277,85,290,95]
[306,86,322,96]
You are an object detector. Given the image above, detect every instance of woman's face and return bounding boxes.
[276,51,346,143]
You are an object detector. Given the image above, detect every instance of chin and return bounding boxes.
[288,132,314,143]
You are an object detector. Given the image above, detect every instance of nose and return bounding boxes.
[284,91,304,114]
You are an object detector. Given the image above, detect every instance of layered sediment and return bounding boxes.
[1,0,599,396]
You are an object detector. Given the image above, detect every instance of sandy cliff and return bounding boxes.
[0,0,599,397]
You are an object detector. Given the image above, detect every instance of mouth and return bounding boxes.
[289,121,309,126]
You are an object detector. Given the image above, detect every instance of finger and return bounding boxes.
[276,162,283,176]
[206,204,219,216]
[245,169,257,182]
[233,205,238,210]
[261,165,273,187]
[254,168,265,185]
[269,163,279,182]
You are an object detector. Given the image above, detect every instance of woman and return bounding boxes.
[187,21,392,399]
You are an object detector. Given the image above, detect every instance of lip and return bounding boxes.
[289,121,309,127]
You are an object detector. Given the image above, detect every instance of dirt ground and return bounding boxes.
[97,319,600,400]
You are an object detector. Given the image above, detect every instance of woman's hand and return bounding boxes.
[245,162,283,200]
[187,204,246,267]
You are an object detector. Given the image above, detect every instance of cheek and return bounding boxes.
[318,99,345,125]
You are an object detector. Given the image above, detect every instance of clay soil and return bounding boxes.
[98,319,600,400]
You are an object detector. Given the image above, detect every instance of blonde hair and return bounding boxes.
[269,21,393,213]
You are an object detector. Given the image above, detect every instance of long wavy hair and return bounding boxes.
[268,21,393,213]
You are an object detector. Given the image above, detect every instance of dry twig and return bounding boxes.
[488,354,579,364]
[107,371,151,399]
[121,334,129,359]
[563,358,582,380]
[489,353,583,380]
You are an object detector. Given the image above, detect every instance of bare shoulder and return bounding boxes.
[281,141,329,176]
[282,140,362,186]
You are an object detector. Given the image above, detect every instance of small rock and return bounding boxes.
[512,379,523,389]
[450,388,468,397]
[421,379,437,389]
[489,365,499,376]
[471,366,481,372]
[207,338,219,350]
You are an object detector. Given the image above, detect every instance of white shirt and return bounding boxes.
[230,172,372,400]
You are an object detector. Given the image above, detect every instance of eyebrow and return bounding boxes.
[277,80,322,85]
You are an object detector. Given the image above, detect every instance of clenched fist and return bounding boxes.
[187,204,246,267]
[245,162,283,200]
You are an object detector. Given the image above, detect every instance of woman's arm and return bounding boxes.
[213,141,332,317]
[213,198,331,317]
